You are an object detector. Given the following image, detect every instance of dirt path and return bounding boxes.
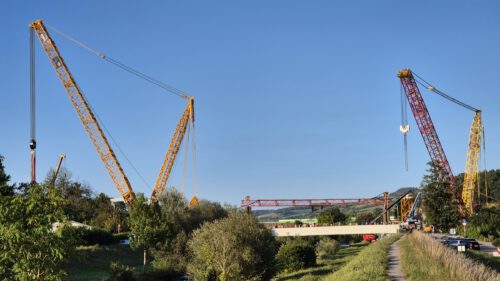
[387,238,407,281]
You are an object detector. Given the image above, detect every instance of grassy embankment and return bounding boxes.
[273,241,369,281]
[63,244,146,281]
[322,234,402,281]
[399,231,500,281]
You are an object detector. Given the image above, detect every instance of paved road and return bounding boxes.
[432,233,498,255]
[387,238,407,281]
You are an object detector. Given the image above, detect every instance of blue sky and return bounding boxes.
[2,1,500,205]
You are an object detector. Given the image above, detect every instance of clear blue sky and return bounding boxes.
[2,1,500,205]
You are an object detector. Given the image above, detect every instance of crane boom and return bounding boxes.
[151,97,194,201]
[50,154,66,188]
[397,69,457,194]
[462,111,482,213]
[30,20,136,204]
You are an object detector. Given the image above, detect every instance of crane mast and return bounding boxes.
[151,97,194,201]
[397,69,457,195]
[30,20,136,204]
[462,111,482,213]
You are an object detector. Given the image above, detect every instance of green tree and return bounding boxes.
[421,162,461,231]
[129,194,170,273]
[0,155,14,196]
[315,237,340,260]
[0,185,76,280]
[188,212,277,281]
[276,238,316,272]
[151,189,229,276]
[318,208,346,225]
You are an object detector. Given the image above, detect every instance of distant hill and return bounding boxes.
[253,187,420,222]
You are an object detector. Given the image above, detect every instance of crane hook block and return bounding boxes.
[400,125,410,135]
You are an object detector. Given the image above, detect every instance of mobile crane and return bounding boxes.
[398,69,482,215]
[30,19,196,204]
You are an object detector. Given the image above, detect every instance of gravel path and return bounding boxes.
[387,238,407,281]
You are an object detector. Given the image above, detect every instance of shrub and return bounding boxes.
[188,212,277,281]
[493,238,500,247]
[106,262,135,281]
[316,237,340,260]
[73,227,115,246]
[276,239,316,272]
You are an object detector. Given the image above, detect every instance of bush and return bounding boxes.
[316,237,340,260]
[75,227,115,246]
[492,238,500,247]
[188,212,277,281]
[106,262,135,281]
[276,239,316,272]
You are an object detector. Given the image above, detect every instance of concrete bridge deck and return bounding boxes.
[271,224,400,237]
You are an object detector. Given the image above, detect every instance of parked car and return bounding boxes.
[464,239,480,250]
[440,236,459,245]
[447,239,467,249]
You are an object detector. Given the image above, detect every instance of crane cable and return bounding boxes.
[400,83,409,171]
[45,23,189,100]
[412,71,480,112]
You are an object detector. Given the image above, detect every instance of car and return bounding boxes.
[446,239,467,249]
[440,236,459,245]
[463,239,480,250]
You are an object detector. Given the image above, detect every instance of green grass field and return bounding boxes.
[323,234,401,281]
[273,241,369,281]
[63,244,146,281]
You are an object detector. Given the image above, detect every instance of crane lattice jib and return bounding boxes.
[151,97,194,201]
[398,69,457,195]
[30,20,136,204]
[462,111,482,214]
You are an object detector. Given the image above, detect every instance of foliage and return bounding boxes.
[317,208,346,225]
[456,169,500,202]
[151,188,228,276]
[77,227,116,246]
[493,238,500,247]
[91,193,129,233]
[276,239,316,272]
[315,237,340,260]
[399,231,499,281]
[0,155,14,196]
[324,234,401,281]
[421,162,461,231]
[188,212,277,281]
[106,262,135,281]
[355,210,378,224]
[0,186,76,281]
[151,231,189,276]
[457,206,500,240]
[129,194,170,272]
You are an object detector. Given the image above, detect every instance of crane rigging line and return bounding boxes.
[411,71,479,112]
[45,23,188,100]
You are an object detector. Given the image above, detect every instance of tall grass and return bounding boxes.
[399,231,500,281]
[321,234,402,281]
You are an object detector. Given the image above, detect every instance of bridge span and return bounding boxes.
[271,224,400,237]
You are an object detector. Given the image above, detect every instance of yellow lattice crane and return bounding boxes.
[462,111,482,214]
[151,97,195,202]
[30,20,136,204]
[30,19,198,205]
